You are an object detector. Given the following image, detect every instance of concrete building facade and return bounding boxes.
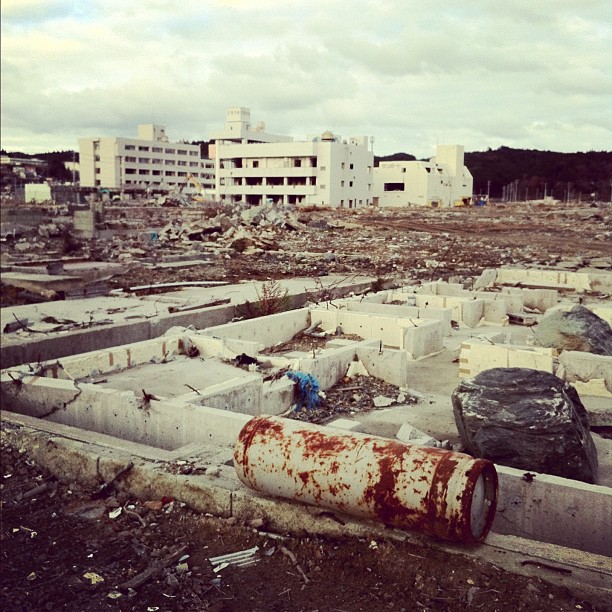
[373,145,473,208]
[210,108,374,208]
[78,125,214,194]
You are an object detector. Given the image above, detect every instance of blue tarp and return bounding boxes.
[286,371,321,411]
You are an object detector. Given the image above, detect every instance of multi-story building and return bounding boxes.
[373,145,473,208]
[78,125,214,194]
[210,107,374,207]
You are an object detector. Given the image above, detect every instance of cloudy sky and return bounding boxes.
[1,0,610,157]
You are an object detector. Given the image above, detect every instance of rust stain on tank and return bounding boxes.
[108,352,114,367]
[297,429,353,457]
[127,349,132,368]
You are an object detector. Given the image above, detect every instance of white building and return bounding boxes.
[210,107,374,208]
[78,125,214,194]
[373,145,473,208]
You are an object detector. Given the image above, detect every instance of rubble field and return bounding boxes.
[1,199,610,610]
[1,200,610,306]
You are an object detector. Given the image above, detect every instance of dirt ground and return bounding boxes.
[0,439,603,612]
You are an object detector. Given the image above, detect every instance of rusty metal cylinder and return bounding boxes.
[234,415,497,544]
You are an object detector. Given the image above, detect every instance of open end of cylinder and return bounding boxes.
[469,461,498,542]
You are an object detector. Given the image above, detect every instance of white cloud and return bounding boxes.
[1,0,610,155]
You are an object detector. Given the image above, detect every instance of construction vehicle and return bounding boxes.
[185,173,207,202]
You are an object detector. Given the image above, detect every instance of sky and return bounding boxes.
[1,0,611,157]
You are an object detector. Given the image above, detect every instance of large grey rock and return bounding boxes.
[534,305,612,356]
[452,368,598,483]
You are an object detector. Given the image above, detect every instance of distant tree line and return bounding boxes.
[376,147,612,201]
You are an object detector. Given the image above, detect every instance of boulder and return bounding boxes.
[452,368,598,483]
[535,305,612,356]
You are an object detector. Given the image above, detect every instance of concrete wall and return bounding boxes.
[346,301,453,335]
[558,351,612,398]
[203,308,310,347]
[459,340,555,378]
[0,374,252,450]
[496,268,612,293]
[494,464,612,557]
[310,307,443,357]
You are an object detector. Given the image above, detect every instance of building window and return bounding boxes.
[177,149,187,155]
[125,169,136,175]
[178,172,187,177]
[384,183,405,191]
[138,146,150,151]
[138,158,150,163]
[138,169,149,175]
[95,168,100,174]
[253,160,259,168]
[152,146,163,152]
[125,145,135,151]
[125,156,136,162]
[341,163,345,169]
[350,163,354,169]
[294,159,302,168]
[178,160,187,166]
[165,160,173,165]
[341,181,345,187]
[152,170,161,176]
[165,148,175,154]
[165,171,176,176]
[152,158,162,164]
[189,151,198,156]
[189,162,198,167]
[349,181,353,187]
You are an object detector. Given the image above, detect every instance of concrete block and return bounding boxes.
[196,375,263,415]
[189,335,262,360]
[150,303,236,336]
[590,305,612,327]
[558,351,612,396]
[483,300,508,325]
[396,424,437,446]
[460,299,485,328]
[507,347,555,371]
[308,308,339,331]
[473,268,498,290]
[262,378,295,415]
[573,379,611,398]
[459,341,554,378]
[356,345,408,387]
[296,341,376,390]
[327,418,364,432]
[399,319,444,358]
